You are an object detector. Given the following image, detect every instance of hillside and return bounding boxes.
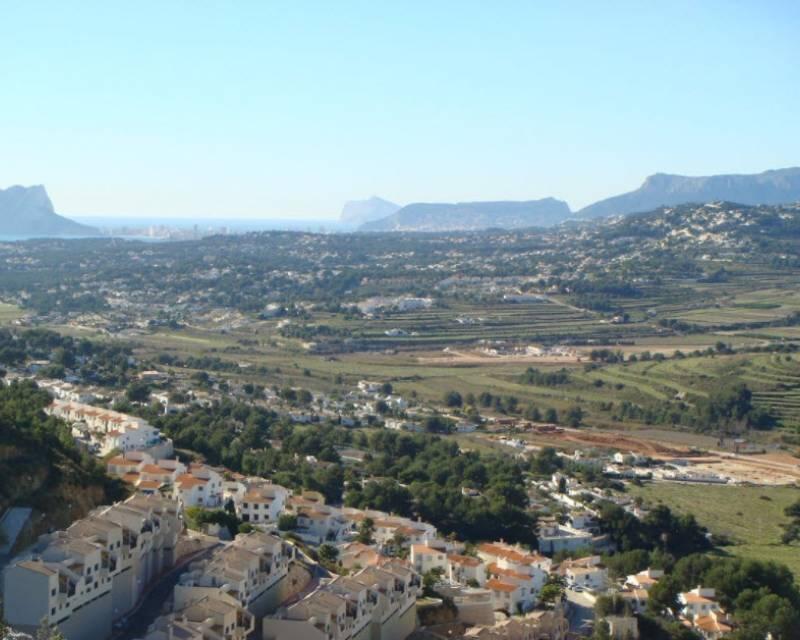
[0,185,98,237]
[578,167,800,219]
[361,197,571,231]
[340,196,401,224]
[601,201,800,253]
[0,380,127,552]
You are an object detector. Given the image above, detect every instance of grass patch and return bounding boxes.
[628,483,800,580]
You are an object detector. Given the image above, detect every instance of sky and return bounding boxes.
[1,1,799,220]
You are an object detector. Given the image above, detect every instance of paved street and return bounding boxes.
[114,541,222,640]
[564,589,595,637]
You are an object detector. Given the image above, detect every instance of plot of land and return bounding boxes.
[629,483,800,580]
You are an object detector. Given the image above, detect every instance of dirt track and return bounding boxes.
[525,427,800,485]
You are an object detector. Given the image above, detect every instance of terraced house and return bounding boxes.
[262,560,420,640]
[174,531,295,618]
[2,494,182,640]
[141,591,255,640]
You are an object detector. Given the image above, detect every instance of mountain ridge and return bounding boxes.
[360,197,572,231]
[0,185,99,236]
[577,167,800,219]
[340,196,401,224]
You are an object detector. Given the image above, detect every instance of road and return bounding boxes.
[564,589,595,637]
[114,541,222,640]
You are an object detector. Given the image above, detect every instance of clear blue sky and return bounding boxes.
[2,1,799,219]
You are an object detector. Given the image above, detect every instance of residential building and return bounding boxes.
[462,608,568,639]
[625,568,663,591]
[174,464,224,508]
[338,542,383,572]
[560,556,607,592]
[409,545,447,575]
[447,554,486,587]
[47,400,173,458]
[262,561,420,640]
[536,521,593,555]
[141,592,255,640]
[678,587,734,639]
[2,494,181,640]
[236,482,290,525]
[175,531,294,618]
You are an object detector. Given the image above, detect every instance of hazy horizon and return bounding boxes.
[2,2,799,219]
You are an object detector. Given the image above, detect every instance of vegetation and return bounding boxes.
[0,380,128,544]
[629,483,800,580]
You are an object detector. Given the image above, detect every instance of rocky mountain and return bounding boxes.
[340,196,401,224]
[578,167,800,219]
[360,198,572,231]
[0,185,98,236]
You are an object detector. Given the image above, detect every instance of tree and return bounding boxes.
[422,567,445,597]
[566,405,584,427]
[357,517,375,544]
[443,390,463,408]
[390,530,409,558]
[318,543,339,565]
[126,381,151,403]
[278,514,297,531]
[538,575,565,606]
[374,400,389,415]
[647,575,680,616]
[545,407,558,424]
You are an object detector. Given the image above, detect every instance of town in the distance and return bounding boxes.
[3,163,800,640]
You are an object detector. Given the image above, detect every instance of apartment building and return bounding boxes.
[175,531,294,618]
[462,608,569,640]
[2,494,182,640]
[107,454,225,508]
[409,545,447,575]
[284,497,348,545]
[338,542,383,572]
[447,554,486,586]
[262,561,421,640]
[235,482,290,525]
[476,542,551,612]
[47,400,173,458]
[107,452,187,494]
[536,520,594,555]
[558,555,608,592]
[141,592,255,640]
[174,464,224,508]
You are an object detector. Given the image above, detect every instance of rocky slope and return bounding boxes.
[578,167,800,219]
[0,185,98,236]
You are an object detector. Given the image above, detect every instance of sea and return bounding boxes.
[0,216,356,242]
[72,216,354,233]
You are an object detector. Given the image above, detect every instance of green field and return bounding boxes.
[0,302,24,324]
[629,483,800,580]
